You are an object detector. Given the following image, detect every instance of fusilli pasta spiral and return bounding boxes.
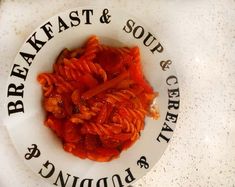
[37,35,159,162]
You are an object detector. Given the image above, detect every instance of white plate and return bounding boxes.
[3,7,180,187]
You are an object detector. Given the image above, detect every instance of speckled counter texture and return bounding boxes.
[0,0,235,187]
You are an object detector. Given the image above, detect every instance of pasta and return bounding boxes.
[37,35,159,162]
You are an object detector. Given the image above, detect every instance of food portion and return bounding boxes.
[37,36,159,162]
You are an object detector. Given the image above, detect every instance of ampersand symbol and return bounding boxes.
[160,60,172,71]
[100,8,111,24]
[24,144,41,160]
[137,156,149,169]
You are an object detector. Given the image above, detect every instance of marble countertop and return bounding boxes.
[0,0,235,186]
